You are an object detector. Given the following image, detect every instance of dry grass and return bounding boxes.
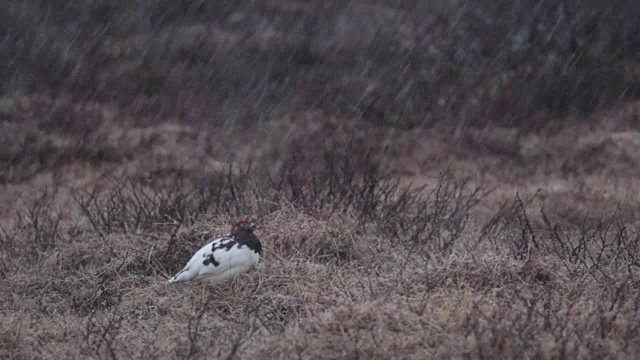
[2,119,640,358]
[2,0,640,358]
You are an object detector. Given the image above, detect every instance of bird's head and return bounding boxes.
[232,220,257,235]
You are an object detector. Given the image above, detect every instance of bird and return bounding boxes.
[167,220,262,284]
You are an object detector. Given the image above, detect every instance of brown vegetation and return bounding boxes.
[2,0,640,359]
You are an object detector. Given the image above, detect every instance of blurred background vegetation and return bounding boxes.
[2,0,639,130]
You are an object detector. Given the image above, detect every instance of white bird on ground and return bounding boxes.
[167,220,262,284]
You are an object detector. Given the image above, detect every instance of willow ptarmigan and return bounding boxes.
[167,221,262,284]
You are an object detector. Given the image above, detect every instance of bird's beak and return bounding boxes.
[249,223,257,231]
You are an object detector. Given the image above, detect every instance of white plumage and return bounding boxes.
[167,221,262,284]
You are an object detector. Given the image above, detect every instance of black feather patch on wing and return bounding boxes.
[211,236,238,252]
[201,236,238,267]
[203,253,220,267]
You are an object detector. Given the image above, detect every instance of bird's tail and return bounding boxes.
[166,267,194,284]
